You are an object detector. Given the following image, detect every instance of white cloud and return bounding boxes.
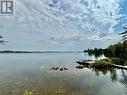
[0,0,124,50]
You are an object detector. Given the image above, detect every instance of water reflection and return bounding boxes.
[0,53,127,95]
[119,70,127,94]
[92,68,118,82]
[76,64,127,82]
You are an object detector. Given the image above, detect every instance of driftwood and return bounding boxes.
[110,64,127,70]
[77,60,95,66]
[77,60,127,70]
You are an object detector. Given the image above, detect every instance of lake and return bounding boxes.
[0,53,126,95]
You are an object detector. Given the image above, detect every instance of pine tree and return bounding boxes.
[119,27,127,40]
[119,27,127,65]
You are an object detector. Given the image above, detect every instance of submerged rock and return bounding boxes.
[76,65,85,69]
[50,66,68,71]
[63,68,68,70]
[50,67,59,70]
[60,68,64,71]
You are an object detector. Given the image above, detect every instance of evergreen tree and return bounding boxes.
[119,27,127,64]
[119,27,127,40]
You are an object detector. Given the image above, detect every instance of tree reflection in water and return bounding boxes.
[92,67,127,86]
[92,67,117,82]
[77,65,127,84]
[91,66,127,94]
[120,70,127,83]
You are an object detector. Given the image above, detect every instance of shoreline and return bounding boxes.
[77,59,127,70]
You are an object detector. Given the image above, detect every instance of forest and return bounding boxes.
[84,27,127,65]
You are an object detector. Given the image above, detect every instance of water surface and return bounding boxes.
[0,53,126,95]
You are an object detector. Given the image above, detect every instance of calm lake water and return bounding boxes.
[0,53,127,95]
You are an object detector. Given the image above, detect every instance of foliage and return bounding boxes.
[124,61,127,65]
[93,63,112,68]
[95,58,113,64]
[93,58,113,68]
[119,27,127,41]
[84,27,127,65]
[84,48,103,58]
[105,41,127,65]
[111,58,121,65]
[84,41,127,65]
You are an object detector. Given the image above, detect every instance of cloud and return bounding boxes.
[0,0,125,50]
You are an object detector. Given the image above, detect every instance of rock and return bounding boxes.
[50,66,68,71]
[76,65,84,69]
[60,68,64,71]
[63,68,68,70]
[51,67,59,70]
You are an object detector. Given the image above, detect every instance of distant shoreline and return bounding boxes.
[0,50,83,53]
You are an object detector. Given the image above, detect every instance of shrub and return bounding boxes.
[124,61,127,65]
[111,58,121,65]
[93,58,113,68]
[93,63,112,68]
[95,58,113,64]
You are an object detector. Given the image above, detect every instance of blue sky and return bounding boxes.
[0,0,127,51]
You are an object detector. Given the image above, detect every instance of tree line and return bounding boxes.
[84,27,127,65]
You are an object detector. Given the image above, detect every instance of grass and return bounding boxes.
[92,63,113,68]
[93,58,113,68]
[111,58,122,65]
[95,58,113,64]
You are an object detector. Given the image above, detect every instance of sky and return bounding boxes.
[0,0,127,51]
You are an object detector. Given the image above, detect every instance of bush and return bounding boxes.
[124,61,127,65]
[95,58,113,64]
[111,58,121,65]
[93,58,113,68]
[93,63,112,68]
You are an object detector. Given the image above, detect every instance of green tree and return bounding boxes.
[119,27,127,64]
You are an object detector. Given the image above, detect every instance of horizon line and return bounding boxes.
[0,50,83,53]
